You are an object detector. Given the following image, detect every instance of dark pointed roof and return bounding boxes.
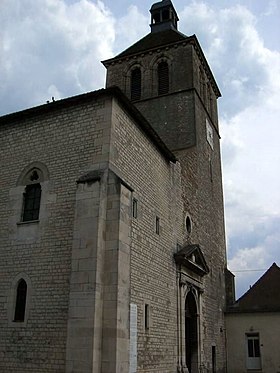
[106,29,188,61]
[102,2,221,98]
[228,263,280,313]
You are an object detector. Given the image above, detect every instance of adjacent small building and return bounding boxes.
[226,263,280,373]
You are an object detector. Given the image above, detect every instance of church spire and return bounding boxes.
[150,0,179,33]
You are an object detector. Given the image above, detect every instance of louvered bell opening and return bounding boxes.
[131,68,141,101]
[158,62,169,95]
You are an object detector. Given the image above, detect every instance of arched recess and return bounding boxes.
[124,62,143,101]
[130,66,142,101]
[124,60,144,101]
[174,244,209,373]
[151,55,172,96]
[17,161,49,186]
[17,162,49,222]
[157,61,169,95]
[8,273,32,327]
[185,290,199,373]
[14,279,27,321]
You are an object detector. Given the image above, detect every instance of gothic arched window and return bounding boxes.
[158,61,169,95]
[14,279,27,322]
[131,67,141,101]
[22,170,42,221]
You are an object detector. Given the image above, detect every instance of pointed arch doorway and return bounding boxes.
[185,291,199,373]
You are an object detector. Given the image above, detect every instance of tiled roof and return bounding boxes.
[114,29,188,59]
[228,263,280,313]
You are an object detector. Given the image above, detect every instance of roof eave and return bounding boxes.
[102,30,188,66]
[188,35,221,98]
[0,86,177,164]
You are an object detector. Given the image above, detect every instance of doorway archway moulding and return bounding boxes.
[174,243,209,373]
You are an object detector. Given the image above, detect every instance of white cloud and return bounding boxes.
[1,0,279,299]
[0,0,115,114]
[262,0,278,16]
[228,246,268,272]
[180,2,280,116]
[179,2,280,296]
[228,246,269,298]
[114,5,149,54]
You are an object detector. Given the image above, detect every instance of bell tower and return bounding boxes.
[150,0,179,33]
[103,0,227,371]
[103,0,221,153]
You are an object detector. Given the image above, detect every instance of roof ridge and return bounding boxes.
[236,262,280,304]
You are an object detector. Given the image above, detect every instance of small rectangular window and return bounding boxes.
[132,198,138,218]
[144,304,150,330]
[212,346,216,373]
[247,334,260,357]
[209,158,213,182]
[156,216,160,235]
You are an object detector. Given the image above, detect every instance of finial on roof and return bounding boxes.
[150,0,179,33]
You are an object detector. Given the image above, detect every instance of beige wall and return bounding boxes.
[0,95,113,372]
[226,312,280,373]
[0,84,227,372]
[106,37,227,371]
[0,91,185,372]
[110,97,184,371]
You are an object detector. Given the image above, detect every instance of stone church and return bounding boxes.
[0,1,227,372]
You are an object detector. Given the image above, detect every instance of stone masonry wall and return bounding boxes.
[106,37,227,372]
[174,91,227,371]
[0,96,112,372]
[110,98,185,372]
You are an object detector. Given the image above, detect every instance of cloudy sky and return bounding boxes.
[1,0,279,297]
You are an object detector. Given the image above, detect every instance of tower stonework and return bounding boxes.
[0,1,227,373]
[103,0,227,371]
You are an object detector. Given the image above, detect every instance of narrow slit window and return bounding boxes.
[144,304,150,330]
[131,68,141,101]
[132,198,138,218]
[209,159,213,182]
[212,346,216,373]
[14,279,27,322]
[158,61,169,95]
[22,183,41,221]
[186,216,192,234]
[156,216,160,235]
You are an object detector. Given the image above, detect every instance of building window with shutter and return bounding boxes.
[158,61,169,95]
[246,333,261,370]
[131,67,141,101]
